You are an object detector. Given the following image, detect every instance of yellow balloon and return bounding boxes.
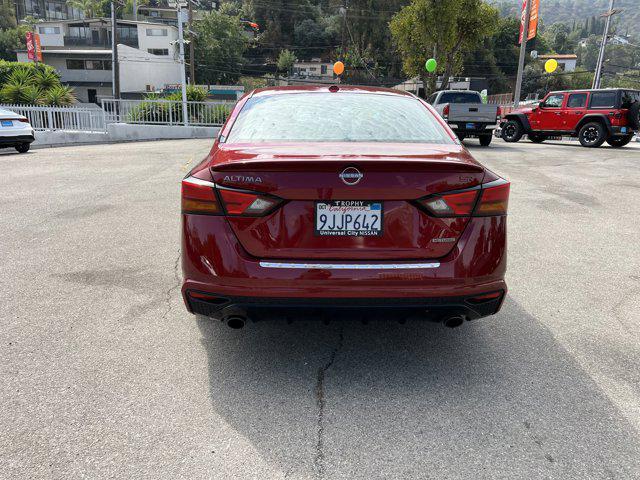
[333,61,345,76]
[545,59,558,73]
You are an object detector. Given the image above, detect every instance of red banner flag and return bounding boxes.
[26,31,35,60]
[519,0,540,44]
[528,0,540,41]
[34,33,42,61]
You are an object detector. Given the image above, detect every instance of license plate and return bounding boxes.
[315,201,383,237]
[466,123,475,129]
[1,120,12,127]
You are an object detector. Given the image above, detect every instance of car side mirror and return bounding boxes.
[538,102,545,109]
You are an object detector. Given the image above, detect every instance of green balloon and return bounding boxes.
[425,58,437,73]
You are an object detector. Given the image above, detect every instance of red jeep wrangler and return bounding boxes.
[500,88,640,148]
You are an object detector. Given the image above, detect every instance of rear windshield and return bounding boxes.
[226,92,454,144]
[438,92,481,104]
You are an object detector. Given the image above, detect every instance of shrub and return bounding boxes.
[127,100,169,123]
[125,86,229,125]
[44,85,76,106]
[0,60,75,106]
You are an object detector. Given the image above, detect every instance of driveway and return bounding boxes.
[1,139,639,479]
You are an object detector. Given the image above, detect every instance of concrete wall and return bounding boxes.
[43,55,112,84]
[137,24,178,52]
[37,23,65,47]
[32,123,219,148]
[118,45,181,92]
[74,86,113,103]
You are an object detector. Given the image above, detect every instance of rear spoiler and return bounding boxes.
[211,158,484,173]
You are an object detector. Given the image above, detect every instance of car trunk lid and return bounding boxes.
[211,143,485,260]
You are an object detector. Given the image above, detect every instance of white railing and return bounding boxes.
[100,98,235,127]
[0,104,106,132]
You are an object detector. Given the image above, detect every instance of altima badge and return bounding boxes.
[339,167,363,186]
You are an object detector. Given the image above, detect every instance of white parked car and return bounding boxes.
[0,108,35,153]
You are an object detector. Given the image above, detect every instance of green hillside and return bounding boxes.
[490,0,639,39]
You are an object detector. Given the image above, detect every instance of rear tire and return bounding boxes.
[479,135,492,146]
[501,120,523,143]
[578,122,607,148]
[528,134,546,143]
[15,143,30,153]
[606,135,633,148]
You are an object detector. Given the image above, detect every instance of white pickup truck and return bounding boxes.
[428,90,501,146]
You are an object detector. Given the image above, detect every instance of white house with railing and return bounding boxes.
[16,18,183,104]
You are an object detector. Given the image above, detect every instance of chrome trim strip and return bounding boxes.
[259,262,440,270]
[184,176,216,188]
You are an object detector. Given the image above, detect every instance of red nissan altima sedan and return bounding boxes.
[181,86,509,328]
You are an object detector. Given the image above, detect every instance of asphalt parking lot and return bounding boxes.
[1,138,639,479]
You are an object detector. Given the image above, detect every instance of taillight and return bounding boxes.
[219,188,282,216]
[181,176,221,215]
[418,190,478,217]
[496,106,502,121]
[443,104,450,119]
[416,179,509,217]
[181,177,282,216]
[475,180,510,216]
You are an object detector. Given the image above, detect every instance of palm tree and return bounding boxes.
[65,0,98,18]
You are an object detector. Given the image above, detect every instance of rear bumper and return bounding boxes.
[0,134,35,146]
[181,214,508,320]
[611,126,636,136]
[185,290,506,322]
[449,123,496,136]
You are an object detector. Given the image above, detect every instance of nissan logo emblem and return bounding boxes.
[339,167,363,186]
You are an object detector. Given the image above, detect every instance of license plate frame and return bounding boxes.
[1,120,13,127]
[314,200,383,237]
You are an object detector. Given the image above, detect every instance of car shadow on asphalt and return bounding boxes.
[196,297,640,479]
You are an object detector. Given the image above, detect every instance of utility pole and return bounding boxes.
[111,0,120,98]
[513,0,532,108]
[132,0,137,20]
[188,0,195,84]
[339,1,346,55]
[592,0,617,89]
[177,2,189,125]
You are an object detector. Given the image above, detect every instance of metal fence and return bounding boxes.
[100,99,235,127]
[487,93,513,105]
[0,104,106,132]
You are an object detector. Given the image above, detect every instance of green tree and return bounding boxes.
[293,18,328,60]
[193,10,248,84]
[462,15,520,94]
[577,35,600,70]
[390,0,499,96]
[276,49,297,74]
[521,63,593,98]
[0,0,17,29]
[337,0,409,79]
[0,26,28,62]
